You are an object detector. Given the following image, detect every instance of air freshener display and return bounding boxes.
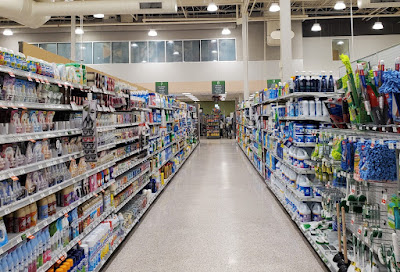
[82,100,97,162]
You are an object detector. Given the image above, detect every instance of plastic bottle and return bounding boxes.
[14,207,27,233]
[30,203,37,227]
[294,73,300,92]
[315,98,322,117]
[328,71,334,92]
[45,228,51,263]
[315,73,321,92]
[1,257,8,272]
[7,252,14,272]
[296,149,310,169]
[299,71,306,92]
[12,250,19,271]
[301,100,309,116]
[17,246,25,272]
[321,71,327,92]
[323,103,329,117]
[306,72,312,92]
[37,232,43,268]
[310,73,316,92]
[309,99,316,116]
[312,203,322,221]
[299,203,311,222]
[38,197,48,220]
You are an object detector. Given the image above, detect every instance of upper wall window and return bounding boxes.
[184,40,200,62]
[112,42,129,63]
[149,41,165,63]
[39,43,57,55]
[332,39,349,61]
[131,41,148,63]
[93,42,111,64]
[219,39,236,61]
[57,43,71,59]
[166,41,183,62]
[76,43,93,64]
[201,40,218,62]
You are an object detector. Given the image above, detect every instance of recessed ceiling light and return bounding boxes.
[372,21,384,30]
[222,28,231,35]
[337,40,344,45]
[3,29,13,36]
[334,1,346,10]
[311,23,321,32]
[207,2,218,12]
[173,51,180,55]
[212,50,217,54]
[93,14,104,18]
[75,27,84,35]
[148,29,157,37]
[269,3,280,12]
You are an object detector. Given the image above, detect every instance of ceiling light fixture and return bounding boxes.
[211,39,217,43]
[337,40,344,45]
[372,21,384,30]
[207,2,218,12]
[212,50,217,54]
[334,1,346,10]
[3,29,13,36]
[173,51,180,55]
[167,41,174,44]
[75,27,84,35]
[311,23,321,32]
[182,92,192,95]
[148,29,157,37]
[93,14,104,18]
[132,43,138,47]
[222,28,231,35]
[269,3,280,12]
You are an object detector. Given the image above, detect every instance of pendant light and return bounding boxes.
[311,23,321,32]
[372,21,384,30]
[148,29,158,36]
[207,2,218,12]
[3,29,13,36]
[269,3,280,12]
[222,28,231,35]
[334,1,346,10]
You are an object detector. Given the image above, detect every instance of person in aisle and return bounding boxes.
[220,118,225,138]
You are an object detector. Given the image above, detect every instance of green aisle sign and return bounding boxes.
[212,81,225,94]
[155,82,168,95]
[267,79,281,88]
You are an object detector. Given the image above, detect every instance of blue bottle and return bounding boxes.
[321,71,327,92]
[328,71,334,92]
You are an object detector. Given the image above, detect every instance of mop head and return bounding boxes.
[379,70,400,94]
[341,54,353,75]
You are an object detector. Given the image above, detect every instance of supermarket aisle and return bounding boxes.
[103,139,327,272]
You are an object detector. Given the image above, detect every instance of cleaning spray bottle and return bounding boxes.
[312,203,322,221]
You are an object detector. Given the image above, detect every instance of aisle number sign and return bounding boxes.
[212,81,225,94]
[155,82,168,95]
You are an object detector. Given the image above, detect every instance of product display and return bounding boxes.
[237,56,400,271]
[0,50,199,272]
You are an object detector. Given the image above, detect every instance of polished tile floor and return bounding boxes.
[104,139,327,272]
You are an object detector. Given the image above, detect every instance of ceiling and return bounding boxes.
[1,0,400,28]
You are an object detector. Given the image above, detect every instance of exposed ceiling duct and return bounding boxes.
[0,0,178,28]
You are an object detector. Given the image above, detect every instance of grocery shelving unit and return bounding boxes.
[206,114,220,139]
[0,53,200,272]
[236,89,342,272]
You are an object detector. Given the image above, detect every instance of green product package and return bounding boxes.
[388,196,400,229]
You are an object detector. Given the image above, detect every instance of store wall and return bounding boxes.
[303,34,400,77]
[197,101,236,116]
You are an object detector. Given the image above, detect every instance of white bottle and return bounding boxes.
[312,203,322,221]
[309,99,316,116]
[315,98,322,117]
[299,203,311,222]
[301,100,309,116]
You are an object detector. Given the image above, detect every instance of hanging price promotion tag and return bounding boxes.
[351,215,355,225]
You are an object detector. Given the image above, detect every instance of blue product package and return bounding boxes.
[294,134,305,143]
[305,134,316,143]
[294,123,304,134]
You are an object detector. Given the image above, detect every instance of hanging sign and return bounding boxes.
[212,81,225,94]
[267,79,281,88]
[155,82,168,95]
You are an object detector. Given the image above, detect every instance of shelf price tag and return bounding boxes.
[381,194,387,205]
[8,71,15,77]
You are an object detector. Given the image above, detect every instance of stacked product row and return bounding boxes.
[0,48,200,272]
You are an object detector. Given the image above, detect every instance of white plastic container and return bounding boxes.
[296,148,310,169]
[299,203,311,222]
[309,100,316,116]
[312,203,322,221]
[301,100,309,116]
[315,98,322,117]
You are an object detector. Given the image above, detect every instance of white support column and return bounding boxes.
[242,12,249,100]
[279,0,292,82]
[71,15,76,61]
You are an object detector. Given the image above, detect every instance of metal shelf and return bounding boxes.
[0,128,81,144]
[0,151,83,180]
